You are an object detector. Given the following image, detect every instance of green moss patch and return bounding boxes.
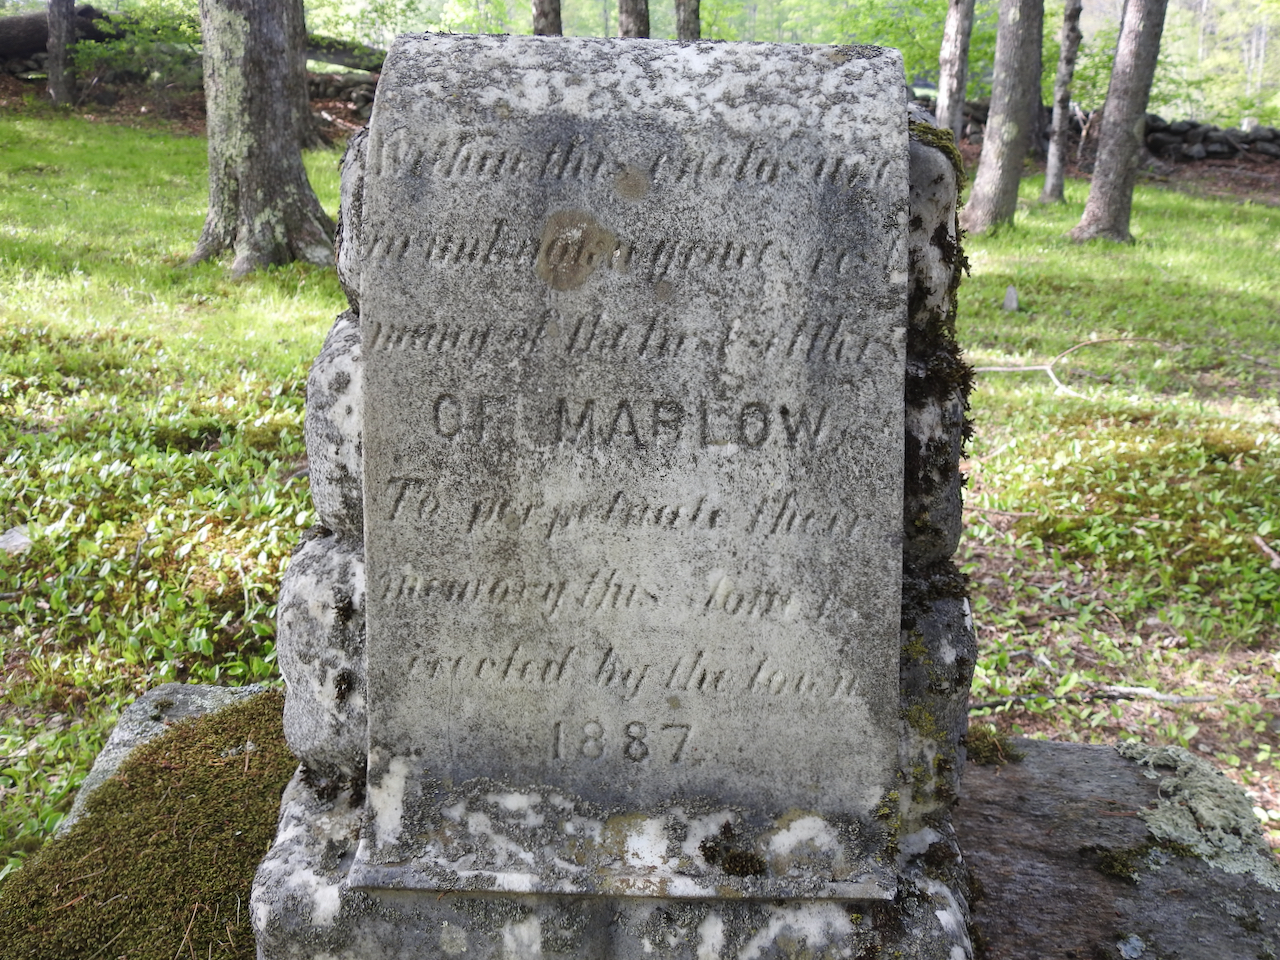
[965,725,1025,766]
[0,689,293,959]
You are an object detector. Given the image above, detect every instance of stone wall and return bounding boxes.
[947,99,1280,164]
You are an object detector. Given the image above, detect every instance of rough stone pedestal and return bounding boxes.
[254,34,974,960]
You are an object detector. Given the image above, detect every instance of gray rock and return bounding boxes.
[257,35,974,959]
[304,311,363,537]
[335,128,367,314]
[0,525,31,555]
[1181,141,1208,161]
[957,740,1280,960]
[1254,140,1280,158]
[276,531,366,781]
[60,683,266,833]
[1146,131,1184,154]
[1185,124,1212,145]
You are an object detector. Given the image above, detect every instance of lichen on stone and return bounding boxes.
[1116,742,1280,890]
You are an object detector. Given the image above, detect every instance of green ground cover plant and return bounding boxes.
[958,174,1280,845]
[0,112,343,878]
[0,108,1277,894]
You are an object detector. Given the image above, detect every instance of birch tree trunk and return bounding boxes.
[676,0,700,40]
[46,0,75,105]
[619,0,649,37]
[191,0,334,276]
[935,0,976,140]
[1040,0,1084,203]
[1069,0,1169,243]
[961,0,1044,234]
[533,0,562,35]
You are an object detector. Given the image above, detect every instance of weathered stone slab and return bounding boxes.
[956,740,1280,960]
[355,34,909,900]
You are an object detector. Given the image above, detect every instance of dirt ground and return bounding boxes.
[0,72,367,143]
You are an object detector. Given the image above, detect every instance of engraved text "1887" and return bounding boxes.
[552,720,691,763]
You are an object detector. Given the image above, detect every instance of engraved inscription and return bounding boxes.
[388,486,865,543]
[408,643,577,685]
[367,314,904,371]
[374,128,892,194]
[401,641,866,702]
[554,398,830,451]
[367,313,693,362]
[551,720,692,763]
[367,222,868,283]
[381,571,572,615]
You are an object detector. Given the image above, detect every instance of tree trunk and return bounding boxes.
[1069,0,1169,243]
[1040,0,1084,203]
[961,0,1044,234]
[46,0,75,104]
[533,0,562,35]
[282,0,323,150]
[935,0,975,140]
[619,0,649,37]
[192,0,334,276]
[676,0,699,40]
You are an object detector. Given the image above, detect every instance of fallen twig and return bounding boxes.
[86,929,125,960]
[320,109,363,132]
[1236,352,1280,372]
[1252,534,1280,570]
[963,506,1036,518]
[971,686,1216,710]
[174,904,200,960]
[972,337,1172,398]
[1098,685,1216,704]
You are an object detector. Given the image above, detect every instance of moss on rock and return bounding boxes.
[964,725,1024,766]
[0,689,294,959]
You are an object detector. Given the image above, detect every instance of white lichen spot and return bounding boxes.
[924,878,972,954]
[439,921,468,955]
[487,791,547,827]
[739,903,854,960]
[768,815,840,857]
[310,879,342,927]
[502,915,543,958]
[696,912,726,960]
[442,801,467,821]
[680,810,735,862]
[369,755,411,845]
[625,817,674,870]
[899,826,943,858]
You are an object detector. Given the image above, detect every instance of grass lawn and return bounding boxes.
[0,106,1277,885]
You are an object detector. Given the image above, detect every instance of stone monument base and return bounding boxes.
[252,771,973,959]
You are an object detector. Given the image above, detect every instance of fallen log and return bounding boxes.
[0,5,113,60]
[305,34,385,73]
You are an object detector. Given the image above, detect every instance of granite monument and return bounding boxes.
[254,33,976,959]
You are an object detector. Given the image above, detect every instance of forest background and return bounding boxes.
[2,0,1279,126]
[2,0,1280,902]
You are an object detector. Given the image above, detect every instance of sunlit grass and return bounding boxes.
[0,113,344,877]
[957,171,1280,845]
[1,112,1278,877]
